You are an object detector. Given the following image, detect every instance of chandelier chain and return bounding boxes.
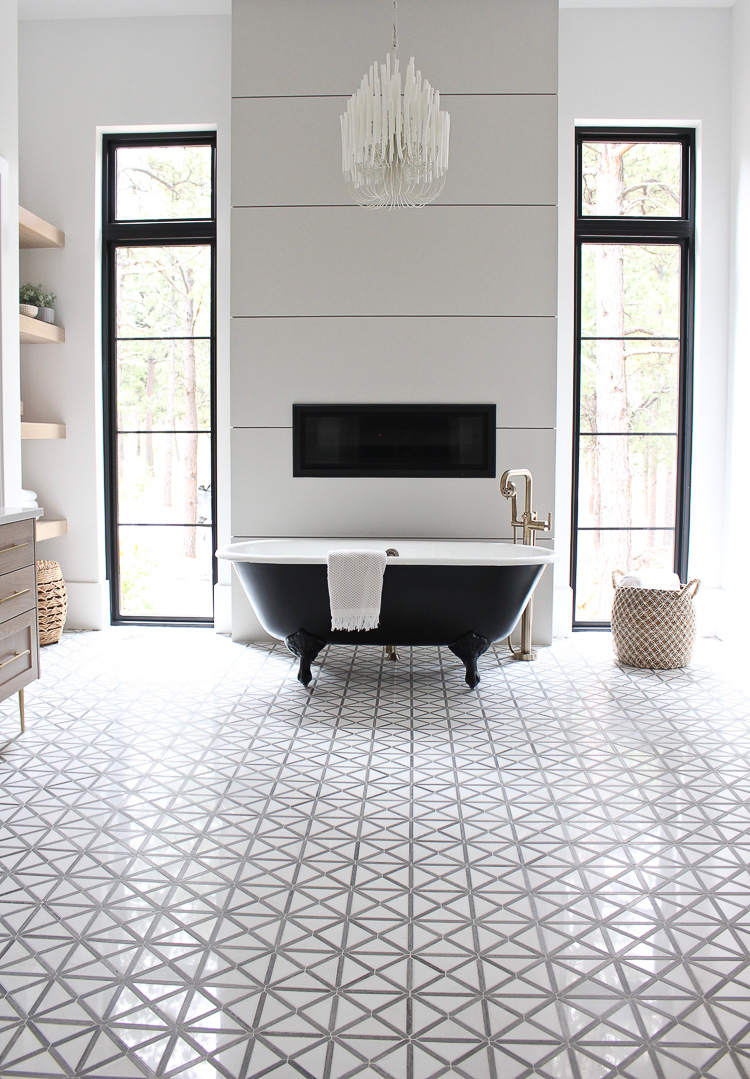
[392,0,398,55]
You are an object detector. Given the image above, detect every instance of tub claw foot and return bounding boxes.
[448,632,491,689]
[285,629,326,687]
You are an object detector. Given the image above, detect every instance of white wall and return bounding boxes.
[0,1,18,192]
[18,14,231,628]
[725,0,750,637]
[0,0,22,508]
[558,7,731,632]
[13,3,734,642]
[231,0,559,643]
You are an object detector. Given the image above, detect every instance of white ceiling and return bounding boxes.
[16,0,736,18]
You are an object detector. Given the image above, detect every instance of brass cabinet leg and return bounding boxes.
[18,688,25,733]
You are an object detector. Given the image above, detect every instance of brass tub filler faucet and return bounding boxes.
[500,468,551,662]
[385,549,400,661]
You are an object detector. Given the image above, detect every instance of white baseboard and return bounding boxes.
[527,568,553,646]
[231,575,274,642]
[694,587,727,639]
[213,582,233,634]
[56,579,731,644]
[549,585,719,640]
[61,579,272,637]
[553,584,573,638]
[64,580,110,630]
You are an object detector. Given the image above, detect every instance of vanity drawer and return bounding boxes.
[0,520,34,575]
[0,610,38,696]
[0,565,36,624]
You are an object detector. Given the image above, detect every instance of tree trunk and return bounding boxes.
[116,349,125,494]
[183,267,198,559]
[665,458,676,548]
[163,336,176,508]
[145,353,155,475]
[647,440,651,543]
[648,444,657,544]
[590,143,632,616]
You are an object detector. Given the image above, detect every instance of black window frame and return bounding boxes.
[571,126,696,629]
[102,131,218,626]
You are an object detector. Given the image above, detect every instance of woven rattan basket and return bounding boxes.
[36,560,67,646]
[611,572,700,669]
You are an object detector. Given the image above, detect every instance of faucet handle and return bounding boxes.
[528,512,551,532]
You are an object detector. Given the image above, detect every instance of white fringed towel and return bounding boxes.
[619,571,681,590]
[327,549,387,631]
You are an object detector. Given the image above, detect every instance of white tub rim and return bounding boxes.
[217,538,558,567]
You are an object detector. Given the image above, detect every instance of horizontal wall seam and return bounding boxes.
[230,314,558,320]
[230,535,555,540]
[232,203,558,209]
[231,93,558,101]
[230,426,557,432]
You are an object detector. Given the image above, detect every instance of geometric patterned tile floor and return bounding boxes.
[1,629,750,1079]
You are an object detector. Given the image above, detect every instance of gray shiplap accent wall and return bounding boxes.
[232,95,558,207]
[230,0,558,640]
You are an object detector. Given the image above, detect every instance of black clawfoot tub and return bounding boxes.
[217,539,556,688]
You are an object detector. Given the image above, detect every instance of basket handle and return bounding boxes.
[680,578,700,599]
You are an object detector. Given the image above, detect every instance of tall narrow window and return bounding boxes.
[103,134,216,623]
[572,129,695,626]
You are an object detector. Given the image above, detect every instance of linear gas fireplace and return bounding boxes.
[292,404,496,478]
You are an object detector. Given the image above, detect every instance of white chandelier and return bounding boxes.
[340,1,450,209]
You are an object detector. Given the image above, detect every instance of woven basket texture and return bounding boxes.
[611,580,699,669]
[36,560,67,646]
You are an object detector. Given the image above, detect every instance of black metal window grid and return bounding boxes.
[102,132,218,626]
[571,127,696,629]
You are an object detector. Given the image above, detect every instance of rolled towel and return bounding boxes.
[21,489,37,502]
[619,571,681,590]
[328,549,387,631]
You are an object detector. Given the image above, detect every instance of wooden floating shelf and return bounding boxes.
[18,207,67,553]
[19,314,64,345]
[19,206,64,249]
[21,422,66,440]
[35,519,67,543]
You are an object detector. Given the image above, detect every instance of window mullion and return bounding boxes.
[103,132,217,625]
[571,129,695,627]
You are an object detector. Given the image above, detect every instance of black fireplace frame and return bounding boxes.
[292,403,497,479]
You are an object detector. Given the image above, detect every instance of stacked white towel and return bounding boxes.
[327,549,387,631]
[619,571,681,590]
[20,488,38,509]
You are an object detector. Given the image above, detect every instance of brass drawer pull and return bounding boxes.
[0,649,30,671]
[0,589,30,605]
[0,542,29,556]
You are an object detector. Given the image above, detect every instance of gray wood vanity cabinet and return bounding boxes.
[0,512,41,732]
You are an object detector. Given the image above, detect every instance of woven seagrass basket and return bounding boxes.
[36,560,67,646]
[611,572,700,669]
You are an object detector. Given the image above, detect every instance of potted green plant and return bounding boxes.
[19,283,57,324]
